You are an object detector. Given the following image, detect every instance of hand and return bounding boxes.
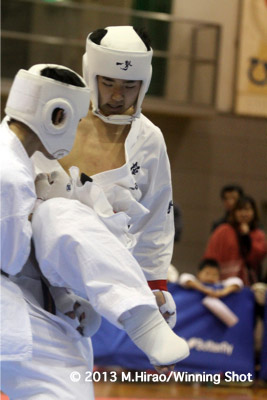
[35,173,53,201]
[153,290,177,328]
[251,283,267,306]
[73,299,101,337]
[239,223,250,235]
[65,300,101,337]
[35,171,73,201]
[49,287,101,337]
[202,287,217,297]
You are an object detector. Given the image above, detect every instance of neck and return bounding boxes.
[8,120,43,157]
[91,111,131,142]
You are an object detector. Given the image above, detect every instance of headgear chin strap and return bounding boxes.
[83,26,153,125]
[5,64,90,158]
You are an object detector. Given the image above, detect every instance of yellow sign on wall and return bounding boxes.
[235,0,267,117]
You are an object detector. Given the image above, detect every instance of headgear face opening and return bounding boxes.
[83,26,153,125]
[5,64,90,158]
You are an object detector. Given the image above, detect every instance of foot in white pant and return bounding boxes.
[120,306,189,368]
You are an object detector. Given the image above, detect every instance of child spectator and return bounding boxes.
[179,258,243,297]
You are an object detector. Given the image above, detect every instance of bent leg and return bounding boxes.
[32,198,158,327]
[32,198,189,367]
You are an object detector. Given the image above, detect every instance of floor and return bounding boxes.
[94,381,267,400]
[2,381,267,399]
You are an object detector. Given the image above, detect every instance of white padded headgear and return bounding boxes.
[83,26,153,124]
[5,64,90,158]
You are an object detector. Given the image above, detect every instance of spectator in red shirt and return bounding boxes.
[204,196,267,286]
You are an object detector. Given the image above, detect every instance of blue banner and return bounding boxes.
[260,297,267,379]
[92,284,255,377]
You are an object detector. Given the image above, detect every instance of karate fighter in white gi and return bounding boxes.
[0,64,95,399]
[32,25,189,376]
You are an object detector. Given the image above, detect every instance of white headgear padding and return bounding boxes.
[83,26,153,124]
[5,64,90,158]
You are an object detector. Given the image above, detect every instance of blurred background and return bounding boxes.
[1,0,267,275]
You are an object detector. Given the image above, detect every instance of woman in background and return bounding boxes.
[204,195,267,286]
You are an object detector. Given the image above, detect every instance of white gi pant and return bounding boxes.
[32,197,158,328]
[1,276,94,400]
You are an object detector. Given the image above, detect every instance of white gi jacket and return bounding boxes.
[0,119,88,362]
[33,114,175,285]
[0,118,36,360]
[0,117,36,276]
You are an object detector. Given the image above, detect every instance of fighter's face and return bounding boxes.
[97,76,141,116]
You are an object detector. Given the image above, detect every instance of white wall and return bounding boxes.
[171,0,240,112]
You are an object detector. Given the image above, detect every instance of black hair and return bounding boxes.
[220,184,244,199]
[133,27,151,51]
[229,196,260,270]
[40,67,85,88]
[198,258,219,271]
[89,26,151,51]
[89,28,108,45]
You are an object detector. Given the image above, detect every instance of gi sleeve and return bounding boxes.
[222,277,244,289]
[0,178,35,275]
[130,136,174,285]
[179,273,197,287]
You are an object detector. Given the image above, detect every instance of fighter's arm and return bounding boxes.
[1,213,32,275]
[130,139,174,284]
[129,133,175,325]
[0,172,36,275]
